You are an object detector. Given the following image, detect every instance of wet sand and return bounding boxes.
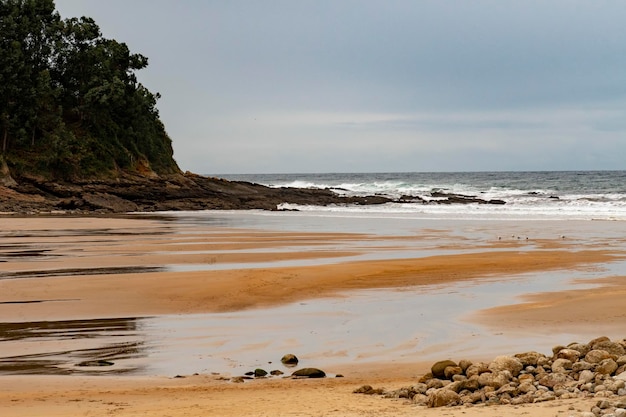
[1,213,626,416]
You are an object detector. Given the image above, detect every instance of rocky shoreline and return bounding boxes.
[355,336,626,416]
[0,171,506,214]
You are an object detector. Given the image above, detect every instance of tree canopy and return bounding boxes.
[0,0,179,180]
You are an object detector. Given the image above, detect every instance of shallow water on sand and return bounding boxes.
[1,211,626,377]
[1,261,623,377]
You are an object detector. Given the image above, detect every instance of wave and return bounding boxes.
[219,171,626,221]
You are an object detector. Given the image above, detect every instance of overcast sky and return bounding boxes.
[54,1,626,174]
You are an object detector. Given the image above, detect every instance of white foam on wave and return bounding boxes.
[277,201,626,221]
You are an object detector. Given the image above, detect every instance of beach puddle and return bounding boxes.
[0,266,165,280]
[2,213,626,378]
[0,318,144,375]
[1,261,622,377]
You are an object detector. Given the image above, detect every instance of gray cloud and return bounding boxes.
[54,0,626,173]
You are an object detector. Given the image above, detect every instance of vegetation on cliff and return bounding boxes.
[0,0,180,180]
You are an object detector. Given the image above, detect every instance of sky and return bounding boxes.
[54,1,626,174]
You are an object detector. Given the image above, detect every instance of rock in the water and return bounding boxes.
[254,368,268,377]
[281,353,299,365]
[291,368,326,378]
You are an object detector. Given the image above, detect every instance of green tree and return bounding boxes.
[0,0,179,179]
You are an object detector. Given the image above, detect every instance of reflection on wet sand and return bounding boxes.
[0,318,144,375]
[0,266,164,280]
[1,213,626,379]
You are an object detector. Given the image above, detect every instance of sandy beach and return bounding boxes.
[1,213,625,416]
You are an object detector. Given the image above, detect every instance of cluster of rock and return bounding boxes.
[230,354,329,383]
[355,336,626,412]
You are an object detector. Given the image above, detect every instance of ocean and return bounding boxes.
[217,171,626,221]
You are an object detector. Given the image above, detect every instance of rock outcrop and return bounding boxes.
[0,172,509,214]
[355,336,626,414]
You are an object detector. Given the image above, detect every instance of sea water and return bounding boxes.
[217,170,626,221]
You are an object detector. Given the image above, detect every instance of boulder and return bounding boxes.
[431,360,457,379]
[426,378,444,390]
[427,388,460,408]
[567,342,591,357]
[588,336,611,349]
[538,372,574,388]
[593,340,626,357]
[456,378,481,392]
[556,348,581,362]
[353,385,384,395]
[478,371,510,389]
[517,381,537,394]
[281,353,299,365]
[514,351,544,367]
[444,366,463,380]
[573,360,595,372]
[586,350,613,364]
[518,373,534,384]
[465,362,490,378]
[488,356,523,376]
[458,359,473,373]
[596,359,618,376]
[578,369,595,384]
[254,368,268,377]
[551,358,573,374]
[291,368,326,378]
